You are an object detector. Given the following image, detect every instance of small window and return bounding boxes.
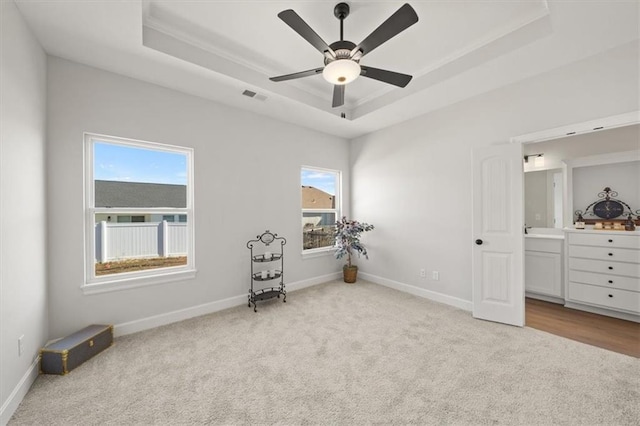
[84,133,195,293]
[301,167,341,252]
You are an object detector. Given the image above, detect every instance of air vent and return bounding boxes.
[242,90,267,101]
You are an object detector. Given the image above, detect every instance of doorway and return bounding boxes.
[515,113,640,356]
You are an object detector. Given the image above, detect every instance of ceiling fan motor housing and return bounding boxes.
[325,40,358,65]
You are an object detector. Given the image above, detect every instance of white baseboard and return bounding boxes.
[0,358,40,426]
[286,272,341,292]
[114,272,341,337]
[359,272,473,312]
[114,293,247,337]
[525,292,564,305]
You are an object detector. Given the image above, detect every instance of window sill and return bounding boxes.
[82,268,197,295]
[301,247,336,260]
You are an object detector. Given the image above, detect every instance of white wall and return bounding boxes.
[350,40,639,302]
[0,2,48,423]
[46,57,350,339]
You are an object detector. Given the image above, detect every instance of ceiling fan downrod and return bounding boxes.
[334,3,350,41]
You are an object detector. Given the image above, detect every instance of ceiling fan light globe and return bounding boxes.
[322,59,361,85]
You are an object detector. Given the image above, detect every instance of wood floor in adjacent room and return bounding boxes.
[525,298,640,358]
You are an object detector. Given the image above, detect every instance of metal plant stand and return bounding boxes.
[246,230,286,312]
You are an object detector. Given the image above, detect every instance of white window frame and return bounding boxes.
[83,133,196,294]
[301,166,341,257]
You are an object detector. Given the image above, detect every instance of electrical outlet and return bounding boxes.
[419,269,426,278]
[18,335,24,356]
[432,271,440,281]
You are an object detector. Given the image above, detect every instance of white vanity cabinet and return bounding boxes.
[525,236,564,301]
[564,229,640,321]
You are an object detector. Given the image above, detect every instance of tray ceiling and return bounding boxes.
[13,0,640,138]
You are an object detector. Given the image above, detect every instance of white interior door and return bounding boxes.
[472,143,524,326]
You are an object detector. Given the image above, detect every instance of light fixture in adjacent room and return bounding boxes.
[322,59,361,85]
[524,153,544,167]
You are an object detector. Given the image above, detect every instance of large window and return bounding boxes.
[301,167,341,252]
[84,133,195,293]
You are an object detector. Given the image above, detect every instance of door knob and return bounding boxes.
[475,239,483,245]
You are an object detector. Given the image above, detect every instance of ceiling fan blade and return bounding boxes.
[332,85,345,108]
[278,10,336,58]
[351,4,418,58]
[360,66,412,87]
[270,67,324,82]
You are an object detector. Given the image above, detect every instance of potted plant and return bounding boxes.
[334,216,374,283]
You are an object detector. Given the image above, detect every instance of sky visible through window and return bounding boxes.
[301,169,336,195]
[94,142,187,185]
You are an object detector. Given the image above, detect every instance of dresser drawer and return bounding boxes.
[568,233,640,249]
[568,282,640,314]
[569,270,640,292]
[568,245,640,263]
[569,258,640,278]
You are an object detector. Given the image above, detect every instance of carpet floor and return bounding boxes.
[10,280,640,425]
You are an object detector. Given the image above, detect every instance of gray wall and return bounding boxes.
[0,2,48,422]
[45,57,350,339]
[350,40,639,303]
[573,161,640,219]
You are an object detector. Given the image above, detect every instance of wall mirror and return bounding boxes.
[524,168,563,229]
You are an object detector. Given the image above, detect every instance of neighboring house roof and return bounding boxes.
[302,186,335,209]
[95,180,186,208]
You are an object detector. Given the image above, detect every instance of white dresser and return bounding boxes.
[564,229,640,322]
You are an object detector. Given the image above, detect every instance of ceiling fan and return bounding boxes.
[269,2,419,108]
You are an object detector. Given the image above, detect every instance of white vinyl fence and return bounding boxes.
[95,221,187,262]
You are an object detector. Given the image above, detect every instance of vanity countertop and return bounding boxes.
[525,228,565,239]
[525,233,565,240]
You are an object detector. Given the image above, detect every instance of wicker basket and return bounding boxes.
[343,265,358,283]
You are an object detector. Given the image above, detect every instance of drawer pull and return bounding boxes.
[608,239,613,243]
[608,280,613,284]
[89,340,94,347]
[608,266,613,270]
[608,253,613,256]
[608,294,613,298]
